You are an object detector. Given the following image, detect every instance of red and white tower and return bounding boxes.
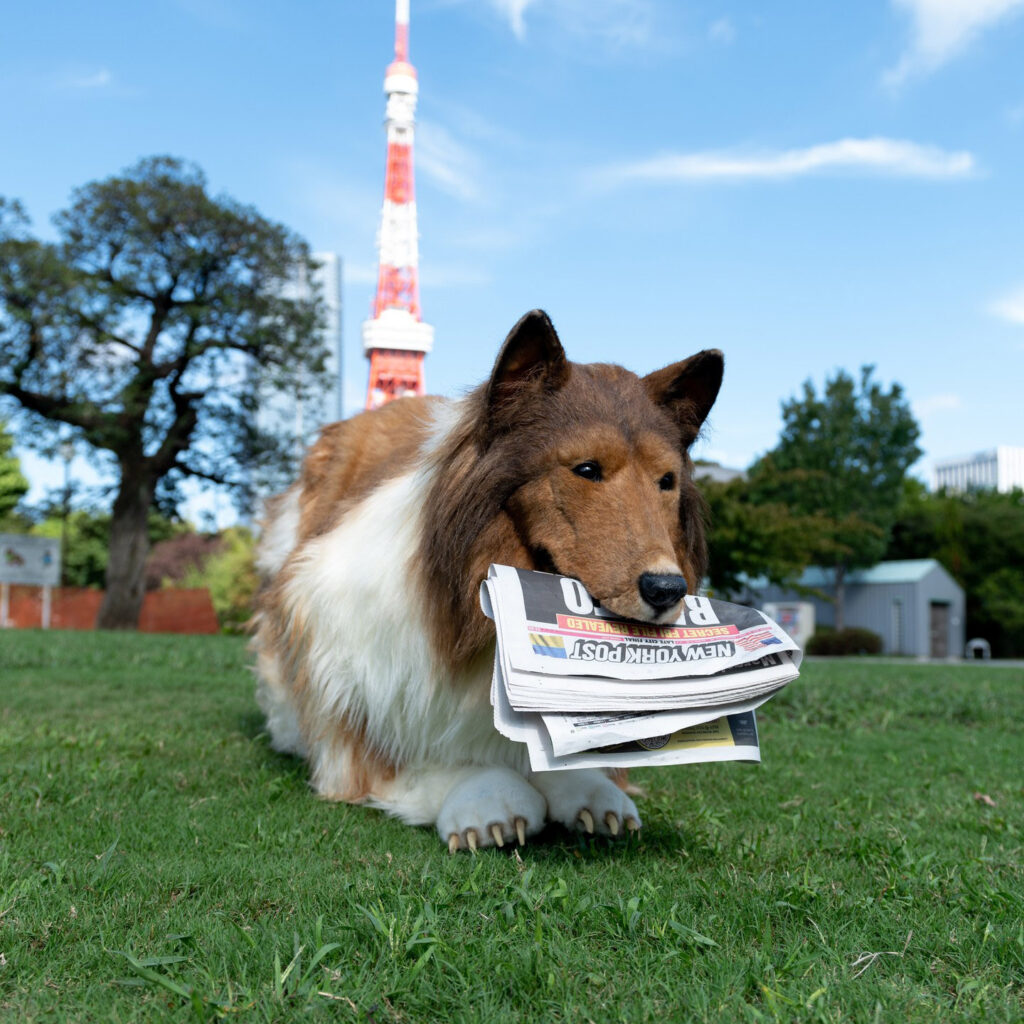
[362,0,433,410]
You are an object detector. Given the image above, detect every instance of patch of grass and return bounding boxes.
[1,631,1022,1022]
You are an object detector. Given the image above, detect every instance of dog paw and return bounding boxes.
[530,769,641,837]
[436,768,547,853]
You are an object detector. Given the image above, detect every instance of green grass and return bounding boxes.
[1,631,1022,1023]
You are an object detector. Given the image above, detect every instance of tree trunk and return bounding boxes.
[96,473,154,630]
[834,563,847,632]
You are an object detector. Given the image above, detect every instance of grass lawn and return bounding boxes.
[1,630,1022,1022]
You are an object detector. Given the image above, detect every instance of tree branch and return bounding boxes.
[150,382,203,477]
[72,309,143,357]
[0,381,109,434]
[170,459,232,487]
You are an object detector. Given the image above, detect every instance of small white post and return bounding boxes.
[42,585,52,630]
[0,582,8,628]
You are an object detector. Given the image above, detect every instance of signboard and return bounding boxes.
[0,534,61,587]
[762,601,815,650]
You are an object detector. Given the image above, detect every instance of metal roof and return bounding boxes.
[796,559,942,588]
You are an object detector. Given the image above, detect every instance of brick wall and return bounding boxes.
[1,586,220,634]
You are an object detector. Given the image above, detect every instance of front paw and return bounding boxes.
[436,768,547,853]
[530,769,641,837]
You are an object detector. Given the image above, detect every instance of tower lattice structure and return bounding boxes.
[362,0,433,410]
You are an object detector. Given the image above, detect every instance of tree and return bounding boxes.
[0,157,328,628]
[750,367,921,628]
[888,483,1024,657]
[30,505,190,590]
[700,474,832,596]
[0,418,28,525]
[178,526,259,634]
[145,530,222,590]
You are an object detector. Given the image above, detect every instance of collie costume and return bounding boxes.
[253,310,723,851]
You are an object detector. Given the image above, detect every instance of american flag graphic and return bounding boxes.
[735,627,783,652]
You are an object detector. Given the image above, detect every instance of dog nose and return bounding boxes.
[638,573,688,612]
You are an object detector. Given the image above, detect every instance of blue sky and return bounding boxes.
[3,0,1024,519]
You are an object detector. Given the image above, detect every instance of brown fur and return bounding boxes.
[251,310,723,818]
[270,311,723,681]
[315,716,399,804]
[418,311,722,675]
[254,558,401,804]
[296,395,444,541]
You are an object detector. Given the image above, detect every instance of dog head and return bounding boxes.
[485,309,722,623]
[423,309,724,669]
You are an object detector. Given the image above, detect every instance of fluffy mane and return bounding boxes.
[418,361,711,675]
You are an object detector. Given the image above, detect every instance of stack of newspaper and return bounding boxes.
[480,565,801,772]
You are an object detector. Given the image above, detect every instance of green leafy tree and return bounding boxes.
[0,158,327,628]
[0,418,29,525]
[145,531,222,590]
[31,509,112,588]
[178,526,258,633]
[974,569,1024,652]
[750,367,922,628]
[31,506,189,589]
[888,483,1024,657]
[700,474,831,595]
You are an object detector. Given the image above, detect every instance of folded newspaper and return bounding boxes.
[480,565,801,772]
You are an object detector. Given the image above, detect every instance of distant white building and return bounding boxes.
[312,252,343,429]
[693,462,746,484]
[933,447,1024,494]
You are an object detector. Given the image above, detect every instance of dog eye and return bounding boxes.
[572,461,603,482]
[658,472,676,491]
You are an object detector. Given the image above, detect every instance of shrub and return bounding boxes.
[178,526,258,634]
[806,626,883,656]
[146,532,222,589]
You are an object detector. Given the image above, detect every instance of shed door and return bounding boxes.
[891,599,904,655]
[929,602,950,659]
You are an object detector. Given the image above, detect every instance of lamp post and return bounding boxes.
[59,438,74,588]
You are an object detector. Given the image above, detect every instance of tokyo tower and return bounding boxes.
[362,0,434,409]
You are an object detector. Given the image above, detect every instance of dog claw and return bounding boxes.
[625,816,640,833]
[448,820,530,852]
[579,809,595,834]
[605,812,620,836]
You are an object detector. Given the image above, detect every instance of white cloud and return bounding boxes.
[599,137,975,185]
[989,285,1024,326]
[885,0,1024,85]
[490,0,539,40]
[708,17,736,44]
[416,120,484,203]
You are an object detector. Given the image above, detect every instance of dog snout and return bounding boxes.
[638,572,688,613]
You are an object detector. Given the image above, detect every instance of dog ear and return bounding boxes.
[643,349,724,448]
[487,310,569,428]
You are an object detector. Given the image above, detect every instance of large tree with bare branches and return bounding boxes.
[0,157,327,628]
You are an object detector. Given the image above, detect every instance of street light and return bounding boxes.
[59,437,74,589]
